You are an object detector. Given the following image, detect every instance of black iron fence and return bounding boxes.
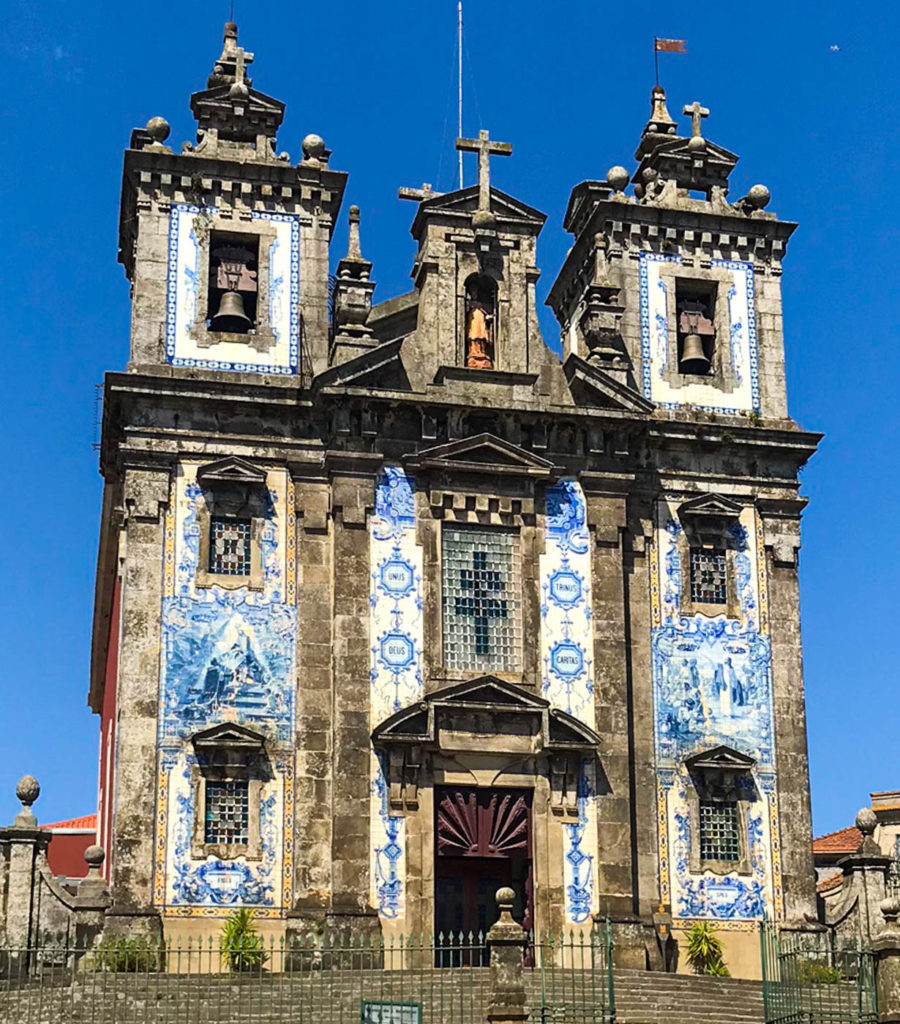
[0,926,614,1024]
[760,920,877,1024]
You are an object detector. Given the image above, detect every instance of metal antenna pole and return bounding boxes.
[458,1,464,189]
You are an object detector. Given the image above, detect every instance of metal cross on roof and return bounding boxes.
[683,101,710,139]
[455,130,512,213]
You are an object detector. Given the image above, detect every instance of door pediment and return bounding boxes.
[404,434,554,477]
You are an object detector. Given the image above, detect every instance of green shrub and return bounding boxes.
[795,957,840,984]
[221,908,268,972]
[684,921,730,977]
[91,936,164,973]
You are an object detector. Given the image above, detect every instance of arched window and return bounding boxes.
[464,274,498,369]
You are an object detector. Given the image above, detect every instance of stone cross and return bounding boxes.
[456,130,512,213]
[683,101,709,139]
[397,183,443,202]
[234,47,247,87]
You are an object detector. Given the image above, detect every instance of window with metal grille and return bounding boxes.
[689,546,727,605]
[442,526,521,672]
[209,516,252,576]
[699,799,740,862]
[204,780,249,845]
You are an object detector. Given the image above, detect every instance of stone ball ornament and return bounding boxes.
[746,184,771,210]
[84,845,106,870]
[606,165,630,193]
[302,133,326,160]
[145,116,170,143]
[856,806,877,835]
[16,775,40,807]
[229,80,250,100]
[496,885,516,908]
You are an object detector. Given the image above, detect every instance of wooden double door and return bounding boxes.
[434,787,533,952]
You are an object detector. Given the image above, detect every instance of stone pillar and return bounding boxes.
[873,897,900,1023]
[0,777,48,958]
[328,460,380,935]
[486,887,529,1024]
[105,465,169,938]
[836,809,892,946]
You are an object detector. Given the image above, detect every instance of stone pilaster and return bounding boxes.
[763,513,817,923]
[874,898,900,1024]
[108,465,169,928]
[329,462,378,919]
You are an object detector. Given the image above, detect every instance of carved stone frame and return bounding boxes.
[657,263,739,395]
[194,465,267,591]
[677,495,743,619]
[188,215,280,355]
[685,747,756,877]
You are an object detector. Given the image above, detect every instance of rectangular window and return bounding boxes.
[690,546,727,605]
[676,280,716,375]
[209,516,252,576]
[204,780,249,845]
[699,799,740,862]
[442,526,521,672]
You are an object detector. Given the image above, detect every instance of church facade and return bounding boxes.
[89,22,820,970]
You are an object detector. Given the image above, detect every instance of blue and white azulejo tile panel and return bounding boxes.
[638,252,760,414]
[156,462,296,913]
[541,482,599,924]
[165,204,300,375]
[368,467,424,920]
[651,497,781,923]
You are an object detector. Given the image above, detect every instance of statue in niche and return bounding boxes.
[464,274,497,370]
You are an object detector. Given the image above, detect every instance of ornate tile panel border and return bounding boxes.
[651,496,783,923]
[368,467,423,920]
[153,463,296,915]
[638,252,760,414]
[164,204,300,375]
[540,482,599,924]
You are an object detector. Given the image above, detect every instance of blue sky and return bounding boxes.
[1,0,897,835]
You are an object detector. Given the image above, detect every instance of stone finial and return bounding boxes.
[606,166,630,194]
[346,206,363,262]
[14,775,39,827]
[858,807,878,835]
[301,133,327,165]
[496,886,516,920]
[145,117,170,143]
[84,845,105,876]
[650,85,675,125]
[746,184,771,209]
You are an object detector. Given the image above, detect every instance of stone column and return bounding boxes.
[105,465,169,937]
[486,887,529,1024]
[0,777,48,960]
[762,512,818,922]
[328,459,380,937]
[873,897,900,1023]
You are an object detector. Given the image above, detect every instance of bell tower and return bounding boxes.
[118,21,347,378]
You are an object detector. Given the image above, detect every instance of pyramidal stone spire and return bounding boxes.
[636,85,680,159]
[188,20,286,157]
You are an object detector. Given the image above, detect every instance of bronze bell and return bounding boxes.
[211,290,251,333]
[679,333,710,374]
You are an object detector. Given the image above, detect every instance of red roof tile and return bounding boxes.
[812,825,861,855]
[817,871,844,894]
[42,813,97,832]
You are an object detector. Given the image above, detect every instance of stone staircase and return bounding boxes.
[613,969,765,1024]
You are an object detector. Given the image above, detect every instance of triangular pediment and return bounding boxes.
[431,676,549,712]
[563,354,655,414]
[685,744,756,771]
[197,456,267,487]
[314,339,409,391]
[405,433,553,477]
[650,136,738,167]
[412,186,546,233]
[190,86,286,118]
[678,492,743,520]
[191,722,267,751]
[548,708,602,750]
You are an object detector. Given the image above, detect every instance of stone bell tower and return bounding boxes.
[547,86,820,950]
[117,20,347,378]
[91,21,348,935]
